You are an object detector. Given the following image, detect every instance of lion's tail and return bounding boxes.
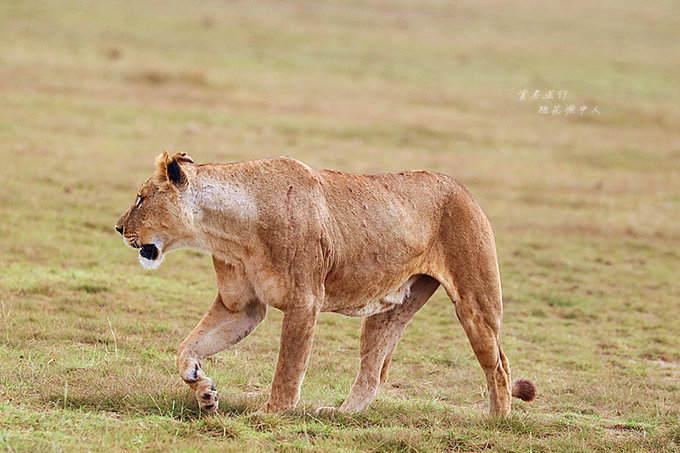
[511,379,537,402]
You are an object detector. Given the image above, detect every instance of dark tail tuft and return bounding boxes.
[511,379,537,402]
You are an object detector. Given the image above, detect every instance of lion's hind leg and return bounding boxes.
[438,251,522,416]
[448,283,536,415]
[318,275,439,414]
[449,286,513,416]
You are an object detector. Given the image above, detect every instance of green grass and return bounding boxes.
[1,0,679,451]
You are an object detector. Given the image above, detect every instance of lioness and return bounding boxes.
[115,152,535,415]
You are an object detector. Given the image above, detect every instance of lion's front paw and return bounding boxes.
[314,406,338,416]
[258,399,295,413]
[196,381,219,413]
[180,360,206,383]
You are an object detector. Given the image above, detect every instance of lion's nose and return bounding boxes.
[115,225,124,235]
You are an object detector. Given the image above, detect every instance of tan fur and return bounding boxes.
[115,153,535,415]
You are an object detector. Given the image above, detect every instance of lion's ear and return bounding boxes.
[154,151,190,191]
[172,152,194,164]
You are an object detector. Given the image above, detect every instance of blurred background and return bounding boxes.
[0,0,678,450]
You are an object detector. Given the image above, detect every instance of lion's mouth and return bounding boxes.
[140,244,159,261]
[124,235,142,249]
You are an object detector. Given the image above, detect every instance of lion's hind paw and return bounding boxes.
[314,406,338,416]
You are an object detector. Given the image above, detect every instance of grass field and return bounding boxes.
[1,0,679,451]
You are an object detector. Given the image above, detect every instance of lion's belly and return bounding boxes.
[323,275,419,317]
[331,299,396,317]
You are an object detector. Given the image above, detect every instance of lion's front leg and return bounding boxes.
[177,295,266,412]
[262,302,319,412]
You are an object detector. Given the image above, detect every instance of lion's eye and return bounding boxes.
[136,196,144,207]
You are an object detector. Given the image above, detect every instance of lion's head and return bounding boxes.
[115,151,195,269]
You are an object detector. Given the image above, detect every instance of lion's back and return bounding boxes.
[317,168,460,230]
